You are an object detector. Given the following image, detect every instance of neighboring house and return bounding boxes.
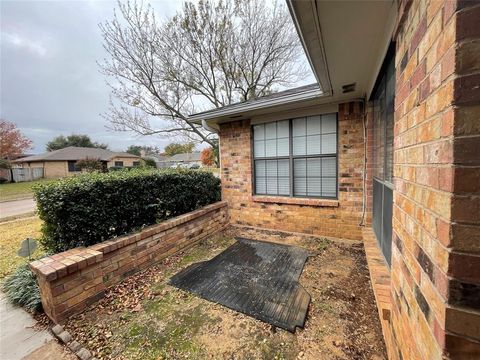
[12,146,142,178]
[190,1,479,359]
[157,152,202,168]
[147,154,169,168]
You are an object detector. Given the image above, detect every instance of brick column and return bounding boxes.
[391,1,480,359]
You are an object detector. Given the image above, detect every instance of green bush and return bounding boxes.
[143,157,157,168]
[2,264,42,312]
[34,169,221,253]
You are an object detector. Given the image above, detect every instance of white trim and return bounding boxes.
[189,86,324,122]
[250,103,339,125]
[286,0,332,94]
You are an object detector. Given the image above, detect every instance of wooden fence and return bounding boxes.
[11,168,44,182]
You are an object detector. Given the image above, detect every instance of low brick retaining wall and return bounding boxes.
[30,201,229,324]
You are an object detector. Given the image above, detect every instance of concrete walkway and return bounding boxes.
[0,199,36,219]
[0,294,70,360]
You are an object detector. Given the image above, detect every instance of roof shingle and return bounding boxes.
[12,147,140,163]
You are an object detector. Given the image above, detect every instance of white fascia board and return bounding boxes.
[189,86,324,123]
[286,0,332,95]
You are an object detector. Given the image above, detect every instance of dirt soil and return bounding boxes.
[64,227,386,360]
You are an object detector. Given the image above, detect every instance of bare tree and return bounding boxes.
[99,0,307,147]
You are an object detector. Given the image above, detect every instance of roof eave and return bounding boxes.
[286,0,332,95]
[189,86,325,124]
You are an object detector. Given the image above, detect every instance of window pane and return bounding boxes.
[277,120,289,138]
[306,115,321,135]
[265,139,277,157]
[255,159,290,196]
[322,157,336,177]
[306,135,321,155]
[294,177,307,196]
[294,158,306,177]
[373,77,385,179]
[321,133,336,154]
[254,140,265,157]
[266,160,277,177]
[277,138,289,156]
[307,158,321,177]
[278,178,290,195]
[322,114,336,133]
[385,58,395,183]
[255,160,266,177]
[253,124,265,140]
[307,178,321,196]
[266,178,278,194]
[293,136,306,155]
[265,122,277,139]
[322,178,336,197]
[256,177,266,194]
[293,117,306,136]
[278,159,289,177]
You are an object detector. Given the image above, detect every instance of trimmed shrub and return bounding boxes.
[2,264,42,312]
[34,169,221,253]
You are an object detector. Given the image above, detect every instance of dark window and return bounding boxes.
[68,161,80,172]
[114,161,124,167]
[373,56,395,183]
[372,44,395,267]
[133,161,141,167]
[252,113,337,199]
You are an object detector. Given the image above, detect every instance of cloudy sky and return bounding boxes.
[1,0,312,153]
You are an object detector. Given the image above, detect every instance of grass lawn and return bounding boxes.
[0,178,58,202]
[64,228,386,360]
[0,217,44,279]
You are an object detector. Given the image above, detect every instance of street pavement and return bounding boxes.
[0,199,36,219]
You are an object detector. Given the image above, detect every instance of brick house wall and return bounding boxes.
[389,0,480,359]
[219,102,366,240]
[43,161,69,178]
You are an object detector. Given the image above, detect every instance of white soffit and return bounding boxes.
[290,0,397,100]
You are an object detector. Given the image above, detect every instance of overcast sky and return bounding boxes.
[1,0,313,154]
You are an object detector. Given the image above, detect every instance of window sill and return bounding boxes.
[252,196,339,207]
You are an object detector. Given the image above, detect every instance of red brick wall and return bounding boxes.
[30,202,229,323]
[219,102,366,240]
[390,0,480,359]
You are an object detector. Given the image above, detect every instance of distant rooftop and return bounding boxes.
[13,147,140,163]
[159,152,201,162]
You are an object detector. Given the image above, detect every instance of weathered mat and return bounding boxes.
[169,237,311,332]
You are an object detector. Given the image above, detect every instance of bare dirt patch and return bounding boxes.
[64,227,386,360]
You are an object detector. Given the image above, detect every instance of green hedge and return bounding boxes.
[34,169,220,253]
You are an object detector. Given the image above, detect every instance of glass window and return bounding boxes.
[373,56,395,183]
[253,114,337,198]
[68,161,80,172]
[385,59,395,183]
[114,161,124,167]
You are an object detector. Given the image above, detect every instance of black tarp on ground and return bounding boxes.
[169,237,311,332]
